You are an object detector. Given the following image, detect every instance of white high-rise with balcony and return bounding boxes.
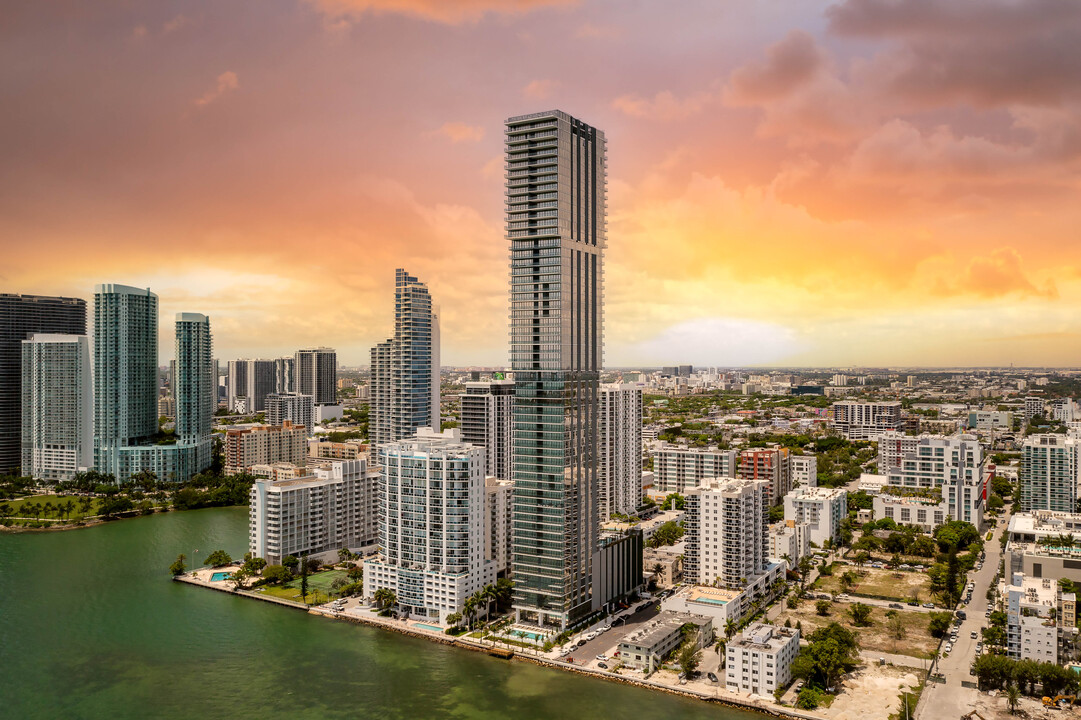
[20,334,92,481]
[363,428,496,624]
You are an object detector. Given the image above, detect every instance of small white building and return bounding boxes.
[791,454,817,488]
[1003,572,1077,664]
[782,486,847,548]
[725,623,800,696]
[769,520,809,563]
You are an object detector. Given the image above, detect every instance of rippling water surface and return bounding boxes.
[0,507,758,719]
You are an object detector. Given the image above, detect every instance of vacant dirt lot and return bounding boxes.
[819,664,921,720]
[775,596,938,659]
[815,566,932,603]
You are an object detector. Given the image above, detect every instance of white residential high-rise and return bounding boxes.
[783,486,848,548]
[266,393,315,437]
[1021,434,1081,513]
[599,384,643,518]
[20,334,92,481]
[886,434,982,489]
[459,379,514,480]
[790,454,817,488]
[684,478,769,588]
[249,457,378,565]
[363,428,496,624]
[651,446,739,495]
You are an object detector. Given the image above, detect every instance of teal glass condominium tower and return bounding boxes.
[506,110,606,629]
[93,284,213,483]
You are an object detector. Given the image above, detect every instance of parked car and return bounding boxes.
[908,600,919,606]
[596,654,608,661]
[889,603,903,609]
[707,672,719,683]
[957,610,967,620]
[923,603,935,609]
[971,631,978,639]
[598,662,608,670]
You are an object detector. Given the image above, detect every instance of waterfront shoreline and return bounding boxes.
[175,573,824,720]
[0,503,245,534]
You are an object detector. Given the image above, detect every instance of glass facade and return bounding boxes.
[371,269,439,450]
[506,110,606,629]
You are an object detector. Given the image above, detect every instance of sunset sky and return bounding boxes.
[4,0,1081,367]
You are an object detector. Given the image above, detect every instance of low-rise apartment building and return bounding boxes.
[1005,510,1081,583]
[725,623,800,696]
[617,611,713,673]
[651,445,738,495]
[1003,573,1078,664]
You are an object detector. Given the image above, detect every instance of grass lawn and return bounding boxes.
[257,569,348,605]
[3,494,101,521]
[776,597,938,659]
[815,567,932,603]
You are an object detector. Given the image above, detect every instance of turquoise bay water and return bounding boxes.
[0,507,757,719]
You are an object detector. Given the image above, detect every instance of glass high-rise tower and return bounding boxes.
[506,110,606,629]
[175,313,213,471]
[0,293,87,472]
[93,284,159,472]
[370,269,440,451]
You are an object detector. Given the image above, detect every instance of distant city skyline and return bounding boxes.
[5,2,1081,367]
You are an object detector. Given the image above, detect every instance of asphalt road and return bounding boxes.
[916,506,1011,720]
[561,601,661,668]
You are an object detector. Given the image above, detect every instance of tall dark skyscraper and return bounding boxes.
[295,347,337,405]
[0,293,87,473]
[506,110,606,629]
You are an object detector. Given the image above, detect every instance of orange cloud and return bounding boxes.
[952,248,1059,300]
[612,89,714,121]
[431,122,484,143]
[194,71,239,107]
[305,0,576,25]
[523,79,558,100]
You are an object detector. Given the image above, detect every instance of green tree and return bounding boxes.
[169,553,187,576]
[796,686,823,709]
[446,612,462,628]
[230,567,252,591]
[678,639,702,677]
[887,612,906,640]
[840,570,858,591]
[816,599,831,616]
[648,520,685,548]
[261,564,291,585]
[373,588,397,614]
[203,549,232,567]
[283,555,299,572]
[927,611,953,638]
[849,602,872,626]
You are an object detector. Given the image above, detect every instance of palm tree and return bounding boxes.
[63,500,76,520]
[463,596,477,630]
[1006,684,1020,714]
[724,620,737,643]
[42,501,54,519]
[481,584,498,624]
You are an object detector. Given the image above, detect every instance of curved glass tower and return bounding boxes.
[507,110,606,629]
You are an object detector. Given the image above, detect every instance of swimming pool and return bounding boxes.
[414,623,444,632]
[691,596,728,606]
[512,629,544,641]
[210,571,232,582]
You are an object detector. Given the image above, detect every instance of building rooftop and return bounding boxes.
[619,611,708,649]
[785,485,847,500]
[733,623,798,650]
